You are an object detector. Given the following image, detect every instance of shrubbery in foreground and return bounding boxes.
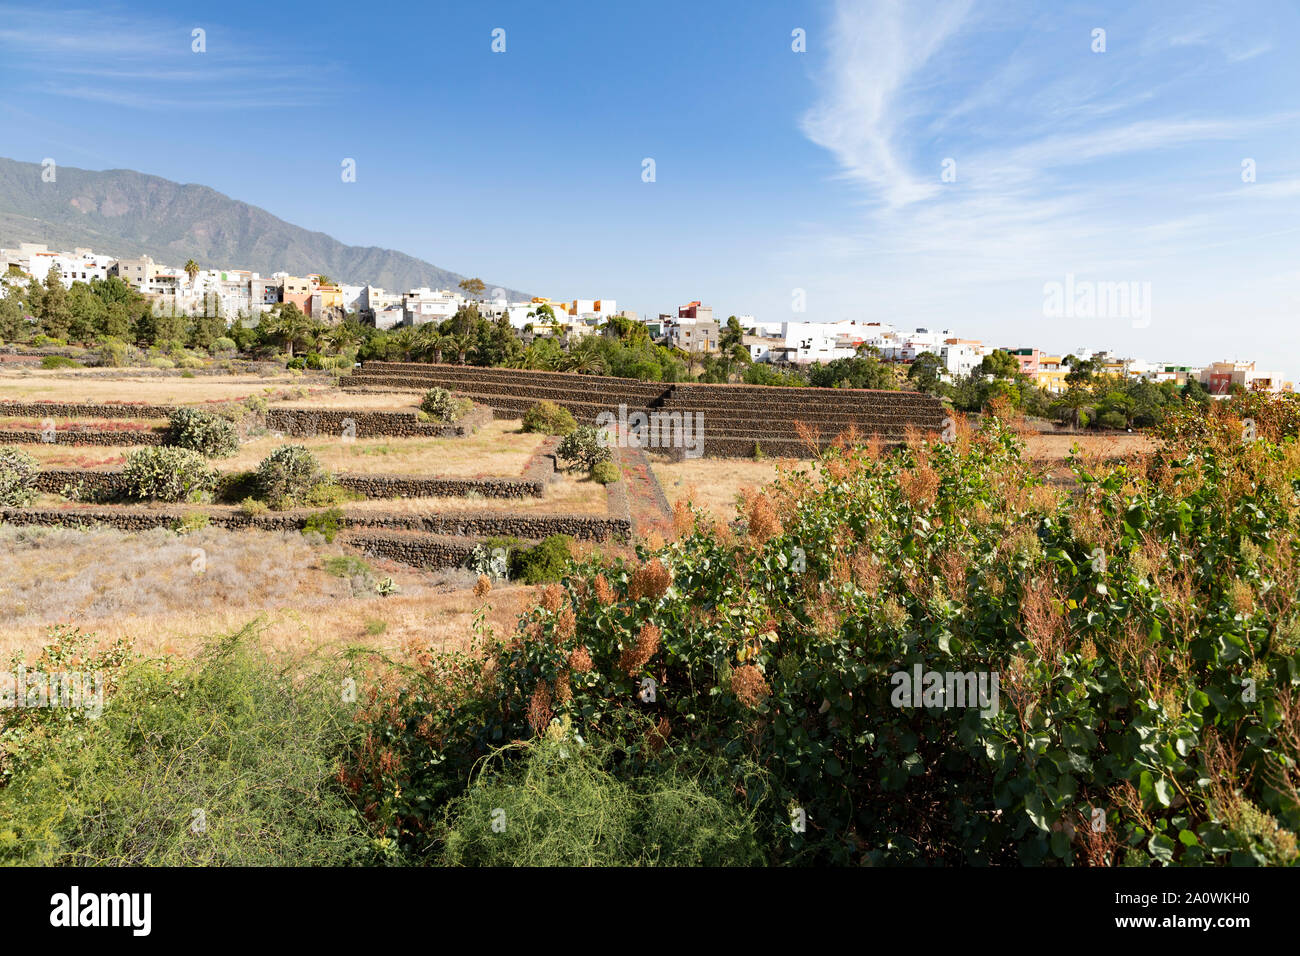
[0,627,370,865]
[347,411,1300,865]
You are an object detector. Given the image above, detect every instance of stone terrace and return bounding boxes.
[346,362,948,458]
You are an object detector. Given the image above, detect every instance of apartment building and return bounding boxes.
[1200,360,1292,395]
[402,287,462,326]
[109,256,157,291]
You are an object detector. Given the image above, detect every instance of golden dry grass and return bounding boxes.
[0,370,307,405]
[1023,432,1156,460]
[649,454,812,519]
[223,419,541,476]
[272,389,422,410]
[0,524,535,659]
[335,471,608,514]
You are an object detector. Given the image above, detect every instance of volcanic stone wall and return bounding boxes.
[0,429,166,446]
[346,362,949,457]
[0,506,630,542]
[0,400,172,419]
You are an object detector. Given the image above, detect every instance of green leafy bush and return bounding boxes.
[39,355,80,369]
[590,460,620,484]
[522,400,577,436]
[0,446,38,507]
[513,534,574,584]
[166,406,240,459]
[557,425,611,470]
[256,445,328,510]
[95,337,129,368]
[122,446,219,502]
[239,497,268,516]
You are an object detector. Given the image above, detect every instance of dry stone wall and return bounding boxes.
[348,362,949,457]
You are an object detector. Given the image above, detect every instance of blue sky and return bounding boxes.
[1,0,1298,374]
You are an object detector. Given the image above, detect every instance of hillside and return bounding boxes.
[0,156,530,299]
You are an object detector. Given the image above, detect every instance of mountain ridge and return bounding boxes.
[0,156,531,300]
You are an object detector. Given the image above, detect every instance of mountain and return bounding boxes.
[0,156,531,300]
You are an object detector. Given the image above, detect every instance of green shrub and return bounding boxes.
[148,356,175,369]
[171,512,211,535]
[0,445,38,507]
[522,400,577,436]
[302,507,345,543]
[39,355,80,369]
[556,425,611,470]
[303,482,358,508]
[286,357,306,370]
[166,406,240,459]
[590,461,620,484]
[1097,410,1127,430]
[324,555,372,578]
[304,352,325,370]
[212,337,237,353]
[0,626,372,865]
[121,446,219,502]
[464,534,571,583]
[239,496,268,516]
[439,731,766,866]
[514,534,574,585]
[95,337,128,368]
[256,445,327,509]
[419,387,472,424]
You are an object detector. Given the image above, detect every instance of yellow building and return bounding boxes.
[1035,356,1068,394]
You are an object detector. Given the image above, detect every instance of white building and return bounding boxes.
[402,287,463,326]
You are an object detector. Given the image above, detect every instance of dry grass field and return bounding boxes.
[1021,431,1156,460]
[0,369,308,404]
[649,454,813,519]
[225,419,541,475]
[272,389,421,410]
[0,524,538,659]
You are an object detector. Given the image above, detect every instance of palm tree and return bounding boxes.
[562,337,607,375]
[184,259,200,286]
[432,334,456,365]
[1056,386,1093,429]
[268,303,314,358]
[440,333,469,365]
[388,327,417,362]
[327,321,364,355]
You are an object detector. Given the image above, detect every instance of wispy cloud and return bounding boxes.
[0,6,330,111]
[788,0,1300,372]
